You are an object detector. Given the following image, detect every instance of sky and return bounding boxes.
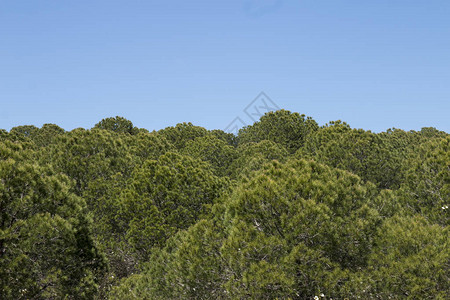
[1,0,449,133]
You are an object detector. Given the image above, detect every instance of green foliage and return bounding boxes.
[229,140,290,180]
[225,159,386,270]
[46,127,174,291]
[110,218,229,299]
[94,116,139,135]
[118,152,228,259]
[124,131,173,162]
[43,128,135,194]
[91,151,230,284]
[0,141,106,299]
[1,114,448,299]
[34,123,66,146]
[210,129,238,147]
[399,136,450,225]
[182,134,238,176]
[115,159,398,298]
[418,127,448,139]
[343,215,449,299]
[369,215,449,298]
[9,124,65,147]
[300,121,405,189]
[158,122,208,150]
[238,110,319,153]
[10,125,40,138]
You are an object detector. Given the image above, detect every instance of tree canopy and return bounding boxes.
[1,112,448,299]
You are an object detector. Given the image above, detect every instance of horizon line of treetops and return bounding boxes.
[1,109,449,299]
[3,110,448,137]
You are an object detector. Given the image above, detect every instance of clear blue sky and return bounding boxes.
[1,0,449,133]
